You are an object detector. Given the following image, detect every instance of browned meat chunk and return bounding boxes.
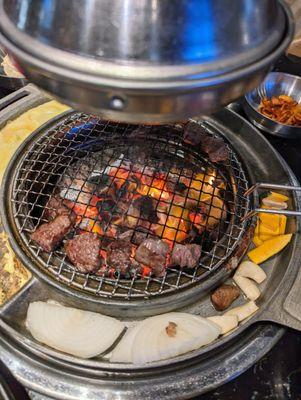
[65,232,102,273]
[107,240,133,275]
[202,136,229,163]
[211,284,240,311]
[118,227,154,246]
[44,196,76,223]
[135,238,169,276]
[183,122,208,146]
[171,243,201,268]
[31,215,74,252]
[183,122,229,163]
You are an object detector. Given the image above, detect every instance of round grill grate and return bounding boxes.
[10,112,251,299]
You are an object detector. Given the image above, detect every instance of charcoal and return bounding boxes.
[59,178,95,204]
[139,196,159,223]
[175,182,188,193]
[97,198,116,213]
[90,174,111,196]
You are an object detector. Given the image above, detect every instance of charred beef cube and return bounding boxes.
[31,214,74,252]
[118,230,134,242]
[183,122,229,163]
[65,232,102,273]
[44,196,76,223]
[211,284,240,311]
[107,240,133,276]
[183,122,208,146]
[118,227,154,246]
[171,243,201,268]
[132,228,155,246]
[135,238,169,276]
[203,138,229,163]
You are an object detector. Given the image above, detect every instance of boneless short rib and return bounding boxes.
[135,238,170,276]
[31,214,74,252]
[171,244,202,269]
[183,122,229,163]
[44,195,76,223]
[107,239,140,276]
[65,232,102,273]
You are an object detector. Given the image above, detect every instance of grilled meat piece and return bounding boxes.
[97,198,116,214]
[44,196,76,222]
[107,240,133,275]
[135,238,170,276]
[171,243,201,268]
[211,284,240,311]
[65,232,102,273]
[202,137,229,163]
[183,122,229,163]
[31,215,74,252]
[118,230,135,242]
[183,122,208,146]
[118,227,154,246]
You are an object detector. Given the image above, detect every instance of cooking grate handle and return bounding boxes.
[243,182,301,219]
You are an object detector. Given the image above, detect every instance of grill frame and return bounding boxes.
[2,110,253,316]
[0,89,300,399]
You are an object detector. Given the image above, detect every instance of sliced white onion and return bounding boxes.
[112,313,220,365]
[110,324,141,363]
[27,301,125,358]
[235,261,267,284]
[225,301,259,322]
[207,315,238,334]
[233,275,261,301]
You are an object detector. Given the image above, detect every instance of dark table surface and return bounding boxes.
[198,55,301,400]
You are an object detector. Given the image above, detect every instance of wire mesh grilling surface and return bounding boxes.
[11,112,251,299]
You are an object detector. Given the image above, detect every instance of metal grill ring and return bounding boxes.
[8,112,251,301]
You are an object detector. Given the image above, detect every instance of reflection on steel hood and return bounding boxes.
[0,0,295,123]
